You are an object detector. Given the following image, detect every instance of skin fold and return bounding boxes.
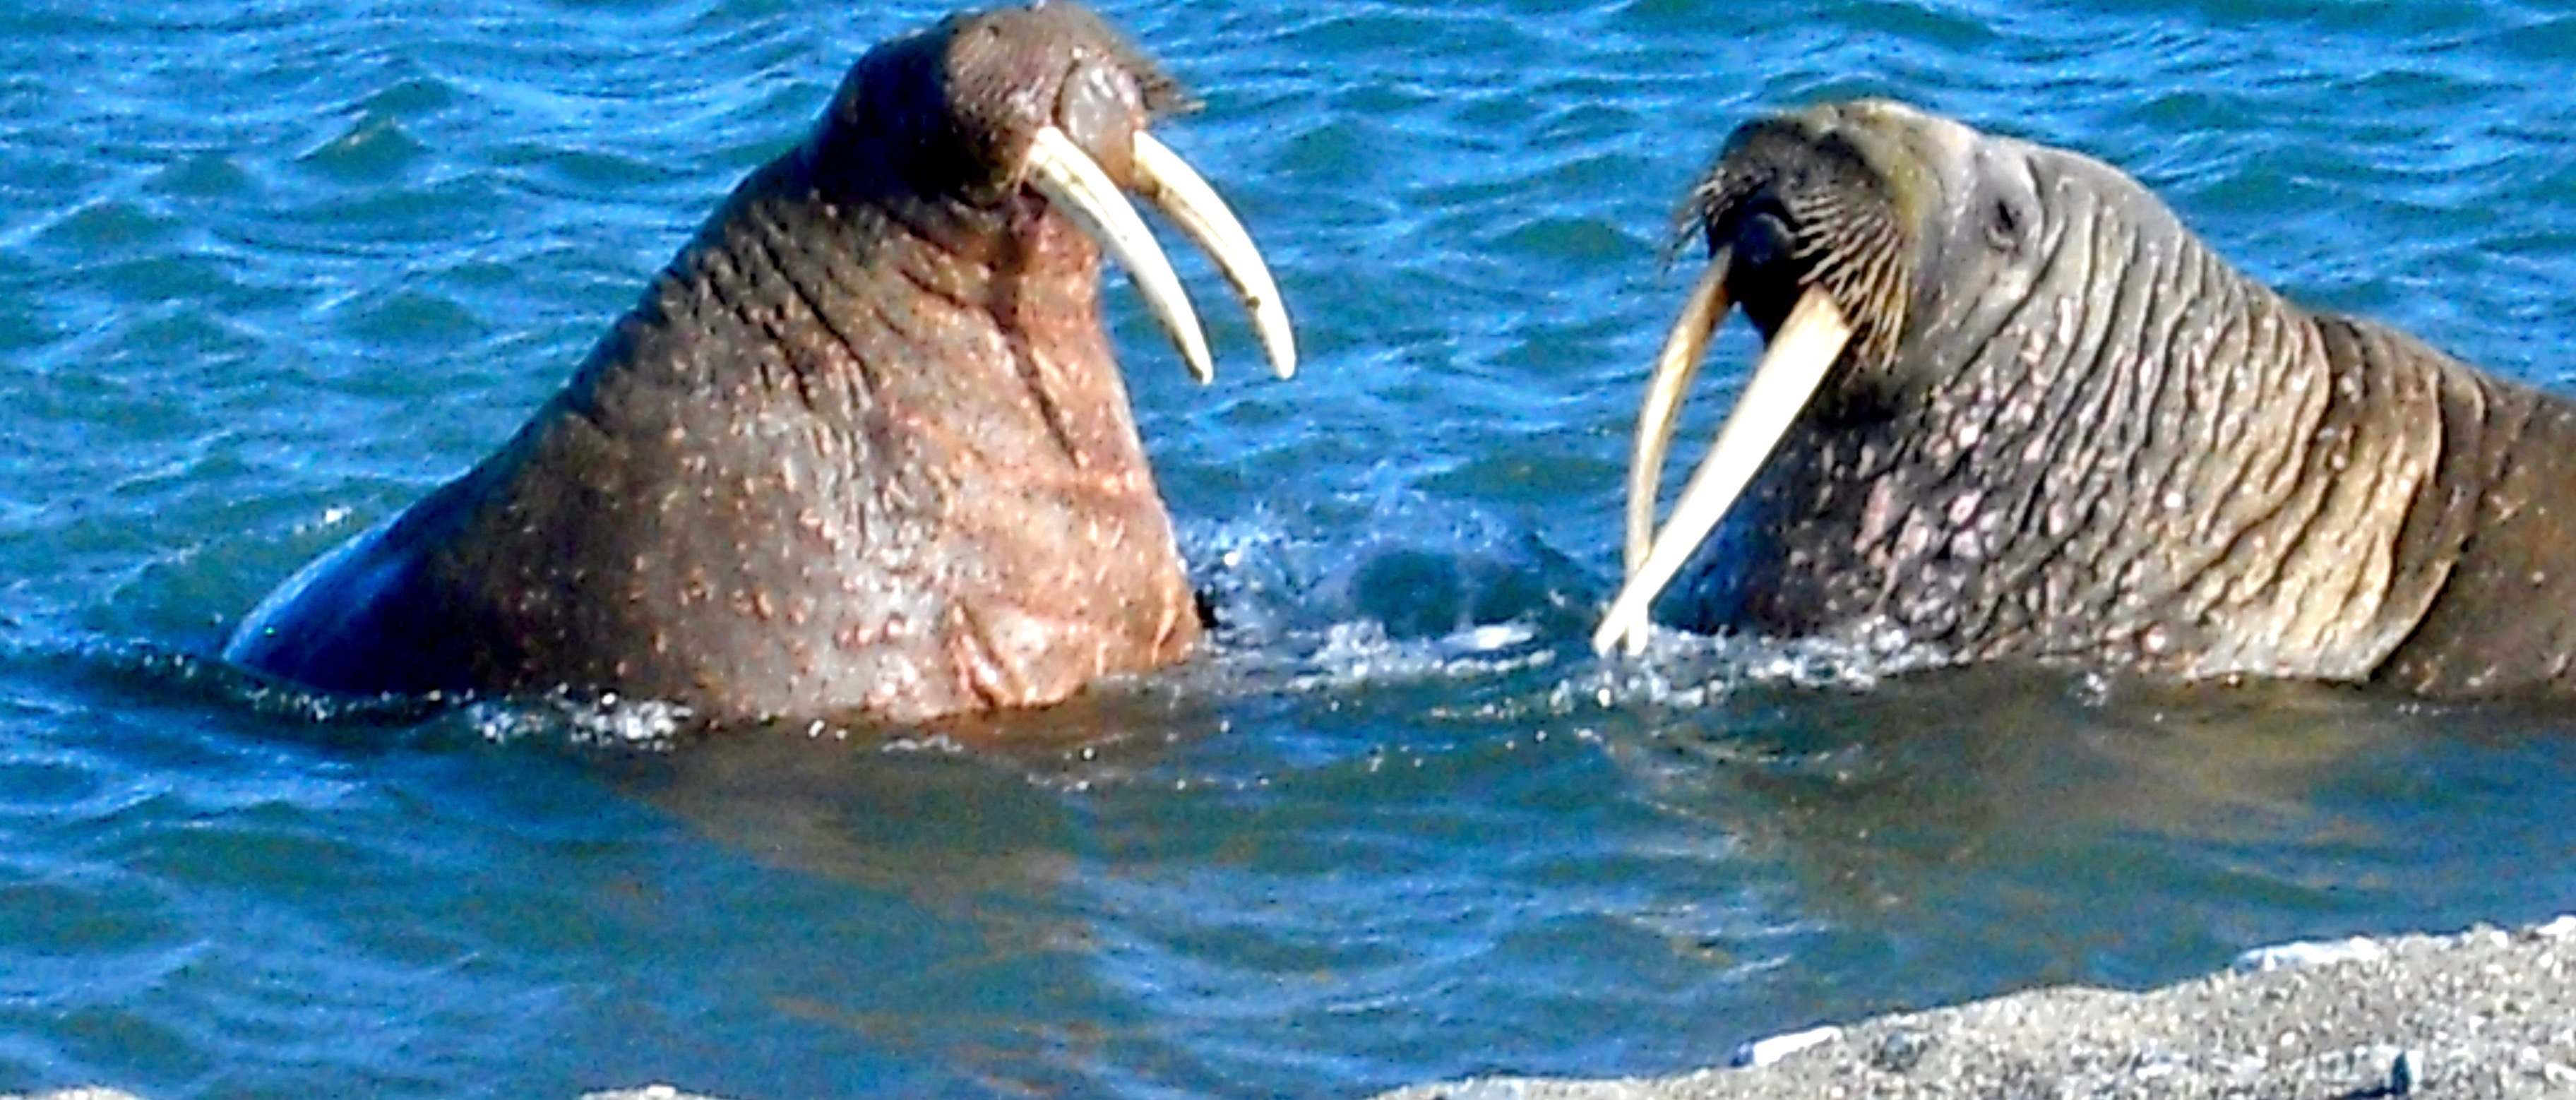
[224,3,1295,726]
[1610,99,2576,698]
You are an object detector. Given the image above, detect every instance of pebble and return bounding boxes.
[1731,1024,1842,1068]
[1373,915,2576,1100]
[2232,934,2387,972]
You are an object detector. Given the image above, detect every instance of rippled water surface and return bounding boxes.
[8,1,2576,1096]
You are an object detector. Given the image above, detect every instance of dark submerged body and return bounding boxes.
[1676,100,2576,696]
[227,5,1203,724]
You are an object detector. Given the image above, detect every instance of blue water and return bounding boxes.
[7,0,2576,1097]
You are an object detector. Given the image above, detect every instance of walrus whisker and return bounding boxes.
[1128,131,1298,380]
[1024,125,1217,383]
[1623,244,1733,578]
[1596,286,1854,657]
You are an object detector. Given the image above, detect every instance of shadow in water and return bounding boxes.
[1598,663,2576,1010]
[600,686,1230,899]
[573,688,1241,1098]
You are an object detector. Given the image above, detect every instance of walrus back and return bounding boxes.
[2373,340,2576,696]
[222,474,505,697]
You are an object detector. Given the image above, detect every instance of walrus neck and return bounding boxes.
[439,137,1188,724]
[560,138,1154,493]
[1738,192,2445,681]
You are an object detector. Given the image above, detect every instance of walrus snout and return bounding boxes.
[1599,107,1927,654]
[892,3,1294,385]
[917,3,1180,178]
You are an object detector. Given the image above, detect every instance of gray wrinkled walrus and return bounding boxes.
[225,2,1296,725]
[1599,99,2576,698]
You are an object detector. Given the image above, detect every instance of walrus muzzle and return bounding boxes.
[1599,99,2576,702]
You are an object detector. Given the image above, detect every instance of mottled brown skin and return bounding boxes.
[1671,99,2576,698]
[225,4,1208,725]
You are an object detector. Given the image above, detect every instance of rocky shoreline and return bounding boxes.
[14,918,2575,1099]
[1373,916,2576,1100]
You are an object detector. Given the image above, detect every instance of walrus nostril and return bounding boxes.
[1720,205,1814,338]
[1736,208,1797,273]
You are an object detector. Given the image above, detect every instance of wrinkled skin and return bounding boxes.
[1664,99,2576,697]
[227,4,1242,725]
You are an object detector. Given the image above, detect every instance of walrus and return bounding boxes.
[1599,98,2576,700]
[222,2,1296,726]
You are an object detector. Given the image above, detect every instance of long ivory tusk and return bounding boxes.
[1130,131,1297,380]
[1592,287,1854,657]
[1025,126,1216,383]
[1624,246,1734,578]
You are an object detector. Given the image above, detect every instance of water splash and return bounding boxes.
[1179,491,1587,693]
[460,691,696,753]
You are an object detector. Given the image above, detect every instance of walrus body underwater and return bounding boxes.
[223,2,1296,726]
[1599,99,2576,699]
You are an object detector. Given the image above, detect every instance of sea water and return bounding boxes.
[4,0,2576,1096]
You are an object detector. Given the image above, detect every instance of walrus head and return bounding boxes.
[1597,100,2012,654]
[801,1,1294,383]
[225,2,1299,724]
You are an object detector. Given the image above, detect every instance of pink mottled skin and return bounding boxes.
[225,4,1218,726]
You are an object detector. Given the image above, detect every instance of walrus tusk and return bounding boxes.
[1026,126,1217,383]
[1594,286,1854,657]
[1130,131,1297,380]
[1623,246,1734,578]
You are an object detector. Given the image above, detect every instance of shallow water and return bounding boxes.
[6,0,2576,1096]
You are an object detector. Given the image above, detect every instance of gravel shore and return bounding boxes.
[1373,916,2576,1100]
[13,918,2574,1099]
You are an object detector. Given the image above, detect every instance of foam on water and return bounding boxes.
[40,491,1607,762]
[460,693,697,753]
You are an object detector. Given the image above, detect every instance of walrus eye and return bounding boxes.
[1985,196,2023,255]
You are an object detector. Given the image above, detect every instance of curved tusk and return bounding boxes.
[1025,126,1215,383]
[1593,286,1853,657]
[1131,131,1297,380]
[1624,246,1733,578]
